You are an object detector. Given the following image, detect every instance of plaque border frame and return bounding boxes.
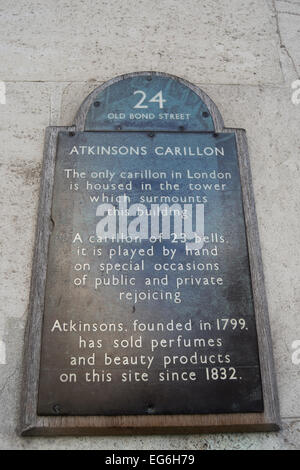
[20,72,280,436]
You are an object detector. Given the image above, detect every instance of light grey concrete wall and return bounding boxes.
[0,0,299,450]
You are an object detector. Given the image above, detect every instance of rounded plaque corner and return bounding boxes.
[73,72,224,132]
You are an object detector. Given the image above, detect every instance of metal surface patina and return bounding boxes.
[21,72,280,435]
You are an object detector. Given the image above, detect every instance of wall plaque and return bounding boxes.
[21,72,280,435]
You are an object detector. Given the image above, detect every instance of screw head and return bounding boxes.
[94,101,100,107]
[147,403,154,413]
[52,404,61,414]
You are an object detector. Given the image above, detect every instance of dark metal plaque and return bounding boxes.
[37,130,263,416]
[21,73,280,435]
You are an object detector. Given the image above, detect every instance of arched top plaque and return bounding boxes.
[74,72,224,132]
[21,72,279,436]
